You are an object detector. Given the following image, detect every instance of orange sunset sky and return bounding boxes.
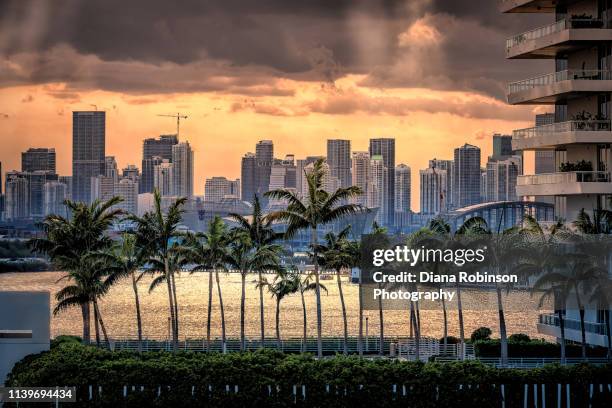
[0,0,550,211]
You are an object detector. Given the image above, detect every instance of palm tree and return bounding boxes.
[259,268,300,349]
[129,190,186,351]
[98,233,147,352]
[266,158,364,358]
[573,208,612,234]
[225,230,283,351]
[29,197,123,344]
[318,226,357,355]
[229,195,281,347]
[181,216,228,352]
[297,271,326,353]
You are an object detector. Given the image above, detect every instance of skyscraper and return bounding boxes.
[327,139,351,188]
[241,152,256,203]
[369,138,395,226]
[492,134,514,158]
[22,148,56,173]
[72,111,105,203]
[420,166,447,215]
[44,181,68,217]
[368,155,386,224]
[486,156,521,202]
[394,164,411,213]
[27,171,58,218]
[172,141,194,199]
[296,156,323,197]
[429,159,454,210]
[113,178,139,214]
[140,134,178,193]
[351,152,370,206]
[255,140,273,205]
[4,172,29,221]
[122,165,140,183]
[105,156,119,181]
[205,177,240,202]
[153,160,174,196]
[453,143,481,208]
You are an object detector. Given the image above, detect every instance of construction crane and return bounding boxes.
[157,112,188,137]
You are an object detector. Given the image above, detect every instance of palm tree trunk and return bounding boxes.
[497,286,508,366]
[301,289,307,353]
[258,270,265,348]
[206,269,213,352]
[378,282,384,356]
[164,258,177,352]
[358,269,364,357]
[240,272,246,351]
[94,299,109,344]
[170,271,179,344]
[579,306,587,360]
[93,301,100,346]
[336,269,348,355]
[311,227,323,358]
[410,302,419,361]
[558,309,566,364]
[456,283,465,360]
[441,296,448,352]
[81,302,91,344]
[605,309,612,361]
[276,297,281,350]
[131,273,143,353]
[215,270,226,353]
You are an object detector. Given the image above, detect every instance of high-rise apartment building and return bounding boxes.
[205,177,240,202]
[485,156,521,202]
[327,139,351,188]
[27,171,58,218]
[255,140,273,205]
[420,166,447,215]
[172,141,194,199]
[90,175,115,203]
[72,111,105,203]
[429,159,454,210]
[369,138,395,226]
[153,160,174,197]
[351,152,370,206]
[59,176,72,201]
[453,143,481,208]
[44,181,68,217]
[113,178,139,214]
[368,155,386,224]
[296,156,323,197]
[503,0,612,347]
[241,152,256,203]
[122,165,140,183]
[22,148,56,173]
[394,164,411,212]
[140,135,178,193]
[105,156,119,182]
[533,114,556,174]
[4,172,29,221]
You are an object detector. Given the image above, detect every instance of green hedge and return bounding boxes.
[6,341,612,407]
[474,339,609,358]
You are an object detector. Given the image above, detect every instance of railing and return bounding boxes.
[506,19,604,50]
[539,313,609,336]
[513,120,611,139]
[517,171,611,186]
[508,70,612,94]
[435,356,610,368]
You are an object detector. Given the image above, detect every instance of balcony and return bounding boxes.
[507,70,612,104]
[537,313,609,347]
[506,19,612,59]
[500,0,574,14]
[516,171,612,196]
[512,120,612,150]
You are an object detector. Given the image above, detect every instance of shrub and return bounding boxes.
[508,333,531,343]
[6,342,612,407]
[470,327,492,342]
[439,336,460,344]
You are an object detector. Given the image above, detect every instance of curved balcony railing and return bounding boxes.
[513,120,611,139]
[508,70,612,94]
[539,313,608,335]
[518,171,611,186]
[506,18,604,50]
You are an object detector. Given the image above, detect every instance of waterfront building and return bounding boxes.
[369,138,395,226]
[140,135,178,193]
[327,139,352,188]
[72,111,105,204]
[241,152,256,203]
[420,166,447,215]
[453,143,481,208]
[351,151,370,206]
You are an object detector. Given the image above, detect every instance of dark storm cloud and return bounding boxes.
[0,0,552,100]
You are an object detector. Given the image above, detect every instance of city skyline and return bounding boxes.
[0,118,524,214]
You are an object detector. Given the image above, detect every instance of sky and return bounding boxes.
[0,0,553,211]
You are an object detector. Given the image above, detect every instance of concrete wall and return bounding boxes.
[0,291,50,385]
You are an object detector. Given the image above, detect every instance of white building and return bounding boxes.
[153,159,174,197]
[43,181,68,217]
[172,141,194,199]
[420,166,447,215]
[114,178,139,214]
[205,177,240,202]
[351,151,370,206]
[368,155,386,224]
